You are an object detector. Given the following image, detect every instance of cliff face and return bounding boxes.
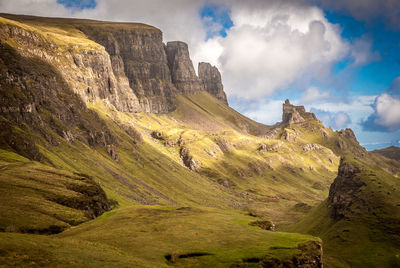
[327,158,365,220]
[0,25,116,160]
[198,62,228,105]
[79,25,177,113]
[0,14,229,116]
[166,41,204,94]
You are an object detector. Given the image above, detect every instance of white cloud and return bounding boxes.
[201,1,350,99]
[300,86,331,103]
[333,112,351,128]
[362,76,400,132]
[238,99,284,125]
[0,0,73,17]
[310,108,351,129]
[374,93,400,130]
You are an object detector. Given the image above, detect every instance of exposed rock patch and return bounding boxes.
[258,142,283,152]
[238,241,323,267]
[302,143,323,152]
[166,41,203,94]
[249,220,275,231]
[198,62,228,105]
[328,158,365,220]
[282,99,317,124]
[215,137,232,153]
[180,147,201,171]
[106,144,119,162]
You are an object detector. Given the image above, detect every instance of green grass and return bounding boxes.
[57,205,319,267]
[2,13,399,267]
[0,149,108,233]
[286,157,400,267]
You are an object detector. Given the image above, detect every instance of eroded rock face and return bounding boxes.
[238,240,323,268]
[180,147,201,171]
[198,62,228,105]
[215,137,232,153]
[282,99,317,124]
[79,25,177,113]
[0,37,117,159]
[166,41,203,94]
[302,143,323,152]
[328,158,365,220]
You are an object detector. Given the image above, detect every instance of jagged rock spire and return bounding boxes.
[198,62,228,105]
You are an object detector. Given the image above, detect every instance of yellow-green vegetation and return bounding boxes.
[0,206,319,267]
[0,149,111,234]
[2,13,399,267]
[286,157,400,267]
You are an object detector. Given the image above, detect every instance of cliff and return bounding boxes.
[166,41,204,94]
[0,13,228,115]
[198,62,228,105]
[3,13,400,268]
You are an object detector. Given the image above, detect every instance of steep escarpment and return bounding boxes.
[291,155,400,267]
[166,41,204,94]
[327,158,365,220]
[198,62,228,105]
[0,39,116,160]
[79,23,177,113]
[0,13,229,115]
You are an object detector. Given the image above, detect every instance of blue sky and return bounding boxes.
[4,0,399,150]
[193,1,400,150]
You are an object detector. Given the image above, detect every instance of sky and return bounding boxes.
[1,0,399,150]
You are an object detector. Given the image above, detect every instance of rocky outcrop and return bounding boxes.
[282,99,317,124]
[0,36,117,159]
[166,41,203,94]
[198,62,228,105]
[302,143,323,152]
[258,142,283,152]
[249,220,275,231]
[238,241,323,267]
[180,147,201,171]
[79,24,177,113]
[1,14,229,116]
[328,158,365,220]
[214,137,232,153]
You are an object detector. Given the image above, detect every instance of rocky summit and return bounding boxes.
[0,13,399,268]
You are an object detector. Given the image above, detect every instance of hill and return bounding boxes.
[0,13,399,267]
[286,155,400,267]
[372,145,400,161]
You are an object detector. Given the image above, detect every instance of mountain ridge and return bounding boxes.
[0,13,399,267]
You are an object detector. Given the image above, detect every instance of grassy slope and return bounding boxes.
[0,206,318,267]
[0,149,113,234]
[286,156,400,267]
[4,14,392,267]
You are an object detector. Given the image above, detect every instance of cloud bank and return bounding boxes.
[363,76,400,132]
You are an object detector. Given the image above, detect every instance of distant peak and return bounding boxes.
[282,100,317,124]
